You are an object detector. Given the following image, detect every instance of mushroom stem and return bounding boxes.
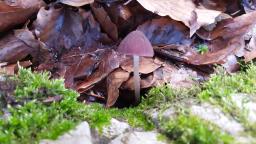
[133,55,140,104]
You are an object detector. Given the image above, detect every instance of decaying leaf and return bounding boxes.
[0,0,45,32]
[91,3,118,41]
[1,0,256,107]
[33,5,107,57]
[122,73,154,90]
[104,1,156,37]
[244,37,256,62]
[185,11,256,65]
[242,0,256,13]
[106,69,130,107]
[121,57,162,74]
[137,17,191,46]
[76,49,121,93]
[0,28,40,63]
[136,0,221,36]
[0,61,30,75]
[64,49,105,88]
[60,0,94,7]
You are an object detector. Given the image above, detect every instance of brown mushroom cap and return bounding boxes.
[117,30,154,57]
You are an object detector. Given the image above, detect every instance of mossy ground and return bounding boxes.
[1,63,256,144]
[198,64,256,136]
[0,68,153,144]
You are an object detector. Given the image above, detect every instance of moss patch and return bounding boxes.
[2,63,256,144]
[0,68,153,144]
[198,64,256,136]
[199,64,256,100]
[145,86,234,144]
[140,84,201,110]
[161,112,233,144]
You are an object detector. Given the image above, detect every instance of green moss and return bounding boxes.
[196,44,209,54]
[162,113,233,144]
[78,103,154,133]
[198,64,256,136]
[14,68,71,101]
[199,64,256,101]
[141,85,234,143]
[157,133,169,143]
[140,85,200,110]
[2,63,256,144]
[0,68,153,144]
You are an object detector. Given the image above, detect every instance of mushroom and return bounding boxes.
[117,30,154,104]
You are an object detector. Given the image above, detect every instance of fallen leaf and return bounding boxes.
[242,0,256,13]
[0,0,45,32]
[244,37,256,62]
[91,3,118,41]
[222,55,239,73]
[121,57,162,74]
[64,49,105,88]
[60,0,94,7]
[136,0,221,36]
[0,60,32,75]
[195,0,241,15]
[106,69,130,107]
[0,28,40,63]
[122,73,155,90]
[104,1,156,37]
[76,49,121,93]
[156,12,256,66]
[137,17,191,46]
[185,11,256,65]
[33,5,106,57]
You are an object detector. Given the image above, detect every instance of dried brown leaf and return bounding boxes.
[186,11,256,65]
[137,17,191,46]
[195,0,240,15]
[76,49,121,93]
[136,0,221,36]
[91,3,118,41]
[0,0,45,32]
[121,57,162,74]
[64,49,105,88]
[60,0,94,7]
[106,69,130,107]
[1,60,32,75]
[122,73,155,90]
[0,28,40,63]
[104,1,156,37]
[33,6,106,56]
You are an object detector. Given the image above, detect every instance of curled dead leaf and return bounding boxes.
[0,0,45,32]
[91,3,118,41]
[187,11,256,65]
[122,73,155,90]
[121,57,162,74]
[0,60,32,75]
[137,17,191,46]
[33,5,108,57]
[136,0,221,36]
[76,49,121,93]
[60,0,94,7]
[0,28,40,63]
[106,68,130,107]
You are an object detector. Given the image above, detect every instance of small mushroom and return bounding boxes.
[117,30,154,104]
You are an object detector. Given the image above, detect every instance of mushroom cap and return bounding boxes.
[117,30,154,57]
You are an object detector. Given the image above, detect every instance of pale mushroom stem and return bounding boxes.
[133,55,140,104]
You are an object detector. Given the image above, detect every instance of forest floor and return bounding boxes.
[1,64,256,144]
[2,0,256,144]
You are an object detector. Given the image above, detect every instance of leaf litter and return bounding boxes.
[1,0,256,106]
